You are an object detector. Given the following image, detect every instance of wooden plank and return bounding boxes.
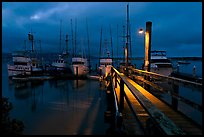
[119,74,198,135]
[111,67,202,135]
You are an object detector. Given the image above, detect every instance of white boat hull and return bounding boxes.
[7,64,43,77]
[72,65,89,76]
[99,65,112,77]
[150,67,173,76]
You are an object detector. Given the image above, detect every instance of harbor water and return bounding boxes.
[2,54,202,134]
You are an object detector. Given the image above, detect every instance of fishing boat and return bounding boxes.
[99,38,113,77]
[99,54,113,77]
[51,50,72,74]
[150,50,173,76]
[71,56,89,77]
[70,19,90,77]
[50,20,72,76]
[7,32,43,78]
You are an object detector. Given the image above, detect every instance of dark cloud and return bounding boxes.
[2,2,202,57]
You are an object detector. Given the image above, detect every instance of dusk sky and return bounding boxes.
[2,2,202,57]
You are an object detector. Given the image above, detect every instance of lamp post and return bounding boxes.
[144,21,152,72]
[138,22,152,71]
[138,28,145,70]
[139,21,152,90]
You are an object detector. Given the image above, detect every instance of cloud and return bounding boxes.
[2,2,202,57]
[30,14,40,20]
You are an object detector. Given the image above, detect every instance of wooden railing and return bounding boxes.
[106,66,187,135]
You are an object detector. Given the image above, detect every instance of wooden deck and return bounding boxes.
[109,67,202,135]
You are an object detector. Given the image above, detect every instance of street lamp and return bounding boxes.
[138,28,144,34]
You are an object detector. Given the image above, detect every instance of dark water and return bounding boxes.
[2,54,202,134]
[2,55,110,135]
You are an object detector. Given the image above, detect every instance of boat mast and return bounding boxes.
[110,25,113,60]
[122,25,125,63]
[116,24,118,66]
[129,13,132,64]
[39,40,41,53]
[126,3,129,66]
[86,18,91,70]
[24,39,26,51]
[28,29,34,52]
[99,26,103,65]
[59,19,62,53]
[65,34,68,54]
[74,18,77,57]
[71,19,74,56]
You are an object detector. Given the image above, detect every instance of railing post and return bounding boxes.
[119,79,124,112]
[76,66,78,78]
[111,67,114,77]
[115,73,117,88]
[172,83,179,110]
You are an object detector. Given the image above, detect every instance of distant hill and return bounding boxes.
[2,53,202,61]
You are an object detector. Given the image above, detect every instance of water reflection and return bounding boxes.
[72,80,86,89]
[13,81,31,100]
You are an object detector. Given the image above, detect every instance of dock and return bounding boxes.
[101,66,202,135]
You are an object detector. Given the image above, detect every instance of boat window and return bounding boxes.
[72,62,84,65]
[14,62,27,65]
[156,64,172,68]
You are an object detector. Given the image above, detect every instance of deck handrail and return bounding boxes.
[110,66,186,135]
[129,67,202,88]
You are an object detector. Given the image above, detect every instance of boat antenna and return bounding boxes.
[39,40,41,53]
[65,34,68,54]
[128,3,132,64]
[129,24,132,64]
[99,26,103,66]
[71,19,74,56]
[99,26,103,59]
[28,29,34,52]
[75,18,77,57]
[122,25,125,62]
[126,3,129,66]
[86,17,91,70]
[24,39,26,51]
[110,25,113,60]
[59,19,62,53]
[116,24,119,66]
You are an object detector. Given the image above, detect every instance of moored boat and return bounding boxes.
[7,32,43,78]
[71,56,89,77]
[150,50,173,76]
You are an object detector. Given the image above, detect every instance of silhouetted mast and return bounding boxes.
[65,34,68,54]
[28,29,34,52]
[126,3,129,66]
[59,19,62,53]
[86,18,91,70]
[110,25,113,59]
[128,3,132,64]
[129,24,132,64]
[74,19,77,57]
[39,40,41,53]
[117,24,118,59]
[99,26,103,64]
[122,25,125,62]
[71,19,74,56]
[24,40,26,51]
